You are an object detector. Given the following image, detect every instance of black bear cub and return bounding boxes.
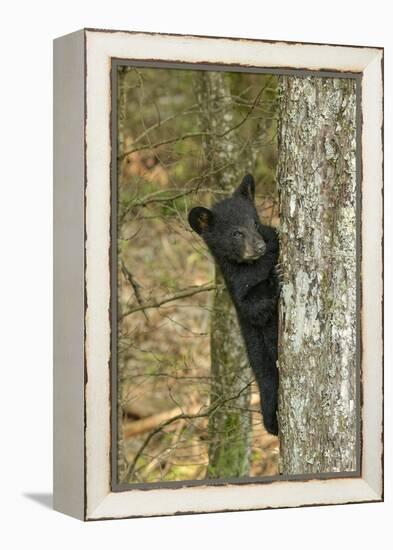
[188,174,279,435]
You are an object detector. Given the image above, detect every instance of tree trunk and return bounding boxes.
[277,76,357,474]
[195,72,254,478]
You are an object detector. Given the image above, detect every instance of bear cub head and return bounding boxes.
[188,174,268,264]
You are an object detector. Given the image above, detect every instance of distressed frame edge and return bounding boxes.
[359,49,384,500]
[87,478,381,521]
[83,26,384,54]
[80,29,383,521]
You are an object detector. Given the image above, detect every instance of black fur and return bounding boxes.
[189,174,279,435]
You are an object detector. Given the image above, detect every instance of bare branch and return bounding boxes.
[118,81,269,160]
[133,187,196,208]
[132,106,200,144]
[122,382,253,482]
[124,404,200,438]
[123,393,260,438]
[120,283,216,320]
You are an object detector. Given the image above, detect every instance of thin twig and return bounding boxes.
[132,106,200,145]
[120,259,149,323]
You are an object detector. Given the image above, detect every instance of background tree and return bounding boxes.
[194,71,254,478]
[277,75,357,474]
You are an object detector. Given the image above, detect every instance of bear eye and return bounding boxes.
[233,230,243,238]
[254,220,259,229]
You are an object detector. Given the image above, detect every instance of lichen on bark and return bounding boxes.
[277,76,357,474]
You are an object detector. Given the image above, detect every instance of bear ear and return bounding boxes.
[234,173,255,202]
[188,207,214,235]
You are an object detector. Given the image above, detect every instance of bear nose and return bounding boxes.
[257,242,266,254]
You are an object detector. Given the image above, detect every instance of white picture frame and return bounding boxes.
[53,28,383,521]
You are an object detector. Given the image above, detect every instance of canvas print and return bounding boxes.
[113,64,359,486]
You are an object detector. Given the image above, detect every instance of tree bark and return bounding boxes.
[277,76,357,474]
[195,72,254,478]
